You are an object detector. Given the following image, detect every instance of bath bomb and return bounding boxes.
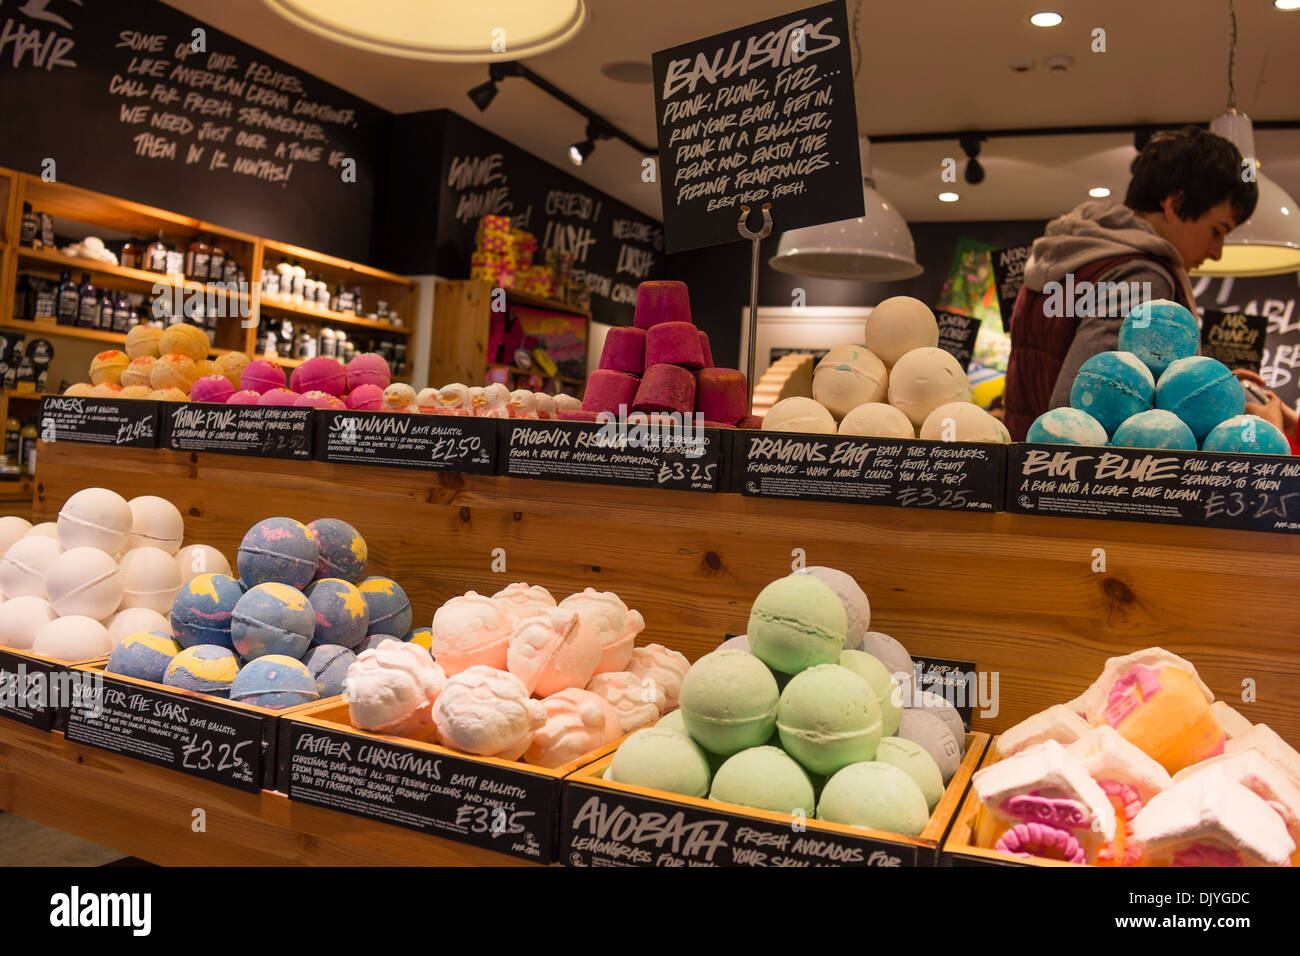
[106,607,171,647]
[382,383,416,411]
[1070,351,1154,434]
[710,746,816,815]
[406,626,433,653]
[302,644,356,697]
[433,665,548,760]
[560,410,601,422]
[305,578,369,649]
[817,761,930,836]
[0,595,56,649]
[58,487,132,554]
[190,375,235,404]
[305,518,367,583]
[695,368,749,425]
[0,516,32,557]
[26,522,60,540]
[119,356,156,388]
[1155,356,1248,444]
[117,546,182,613]
[525,687,622,769]
[678,650,780,756]
[31,615,112,661]
[174,544,231,585]
[838,402,915,438]
[125,495,184,554]
[347,353,391,391]
[1202,414,1291,455]
[226,389,262,406]
[609,726,711,796]
[345,639,446,741]
[1119,299,1199,378]
[813,345,889,419]
[864,296,940,367]
[432,591,512,675]
[346,384,385,411]
[599,326,648,375]
[761,396,837,434]
[632,364,696,415]
[63,383,94,397]
[507,607,600,697]
[875,736,945,810]
[558,588,645,674]
[214,351,250,388]
[230,582,315,661]
[45,547,124,619]
[698,331,714,367]
[237,517,318,589]
[888,347,973,428]
[554,394,583,414]
[796,566,870,651]
[645,321,705,370]
[534,393,557,420]
[107,630,181,683]
[125,325,163,359]
[777,664,882,775]
[859,631,915,686]
[258,388,300,406]
[1110,409,1197,450]
[0,536,62,598]
[164,644,239,697]
[1025,407,1109,446]
[159,323,210,361]
[838,649,903,736]
[656,708,689,734]
[295,356,348,396]
[240,359,286,394]
[90,383,124,398]
[507,390,538,419]
[148,388,189,402]
[1098,663,1223,775]
[920,402,1010,443]
[193,359,218,379]
[625,643,691,710]
[359,577,412,643]
[118,385,153,400]
[230,654,319,709]
[908,690,966,754]
[897,709,962,784]
[150,353,200,393]
[587,670,665,733]
[634,280,692,330]
[582,369,640,415]
[89,350,130,386]
[748,573,847,675]
[492,582,558,623]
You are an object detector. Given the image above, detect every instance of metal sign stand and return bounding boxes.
[737,203,773,412]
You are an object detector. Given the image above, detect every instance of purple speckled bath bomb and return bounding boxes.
[302,643,356,696]
[359,576,412,637]
[171,572,245,649]
[347,353,391,391]
[230,583,316,661]
[347,384,384,411]
[229,654,320,709]
[305,518,368,583]
[240,359,286,394]
[305,577,369,648]
[237,517,319,589]
[190,374,236,404]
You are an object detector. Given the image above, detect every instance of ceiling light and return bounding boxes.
[569,139,595,166]
[1030,11,1063,27]
[1275,0,1300,10]
[467,79,499,112]
[261,0,587,62]
[1089,186,1111,198]
[939,192,960,203]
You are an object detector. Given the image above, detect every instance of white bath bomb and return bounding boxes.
[31,615,112,661]
[864,297,940,367]
[797,566,871,649]
[812,346,888,419]
[46,547,124,620]
[838,402,916,439]
[25,522,60,539]
[174,544,231,585]
[0,596,57,649]
[57,488,132,554]
[760,396,837,434]
[888,347,973,427]
[0,516,33,558]
[0,535,63,599]
[919,402,1010,443]
[117,546,182,613]
[125,496,184,554]
[106,607,172,647]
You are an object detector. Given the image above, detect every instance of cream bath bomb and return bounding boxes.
[679,650,780,756]
[431,591,513,676]
[587,670,665,733]
[710,746,816,815]
[817,761,930,836]
[492,582,558,623]
[433,666,547,760]
[0,596,56,649]
[838,402,915,439]
[32,615,112,661]
[0,516,33,559]
[748,573,847,675]
[125,496,185,554]
[106,607,172,647]
[608,726,711,797]
[345,639,446,742]
[838,649,903,736]
[57,487,133,554]
[525,687,622,769]
[174,544,231,585]
[812,345,888,419]
[45,547,124,620]
[117,546,183,614]
[557,588,644,675]
[89,350,130,387]
[888,347,973,428]
[795,566,870,651]
[506,607,601,697]
[920,402,1010,443]
[124,325,162,359]
[625,643,691,710]
[777,664,883,775]
[760,396,837,434]
[25,522,60,539]
[0,535,63,599]
[864,297,940,367]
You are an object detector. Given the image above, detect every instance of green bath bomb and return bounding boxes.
[817,761,930,837]
[660,707,727,772]
[679,650,780,756]
[874,736,945,811]
[777,664,882,775]
[838,649,903,736]
[709,746,816,816]
[747,574,847,675]
[608,727,711,797]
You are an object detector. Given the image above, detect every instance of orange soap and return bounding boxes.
[1103,666,1224,775]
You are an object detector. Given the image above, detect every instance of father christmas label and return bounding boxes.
[314,411,497,474]
[1007,444,1300,534]
[39,396,158,448]
[163,403,313,459]
[733,433,1004,511]
[501,419,728,492]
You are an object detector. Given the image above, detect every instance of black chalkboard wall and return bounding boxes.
[0,0,388,262]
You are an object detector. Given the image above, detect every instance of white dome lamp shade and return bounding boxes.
[260,0,587,62]
[768,136,923,281]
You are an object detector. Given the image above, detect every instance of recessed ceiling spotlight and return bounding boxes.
[1089,186,1112,198]
[938,192,960,203]
[1030,11,1063,27]
[1009,55,1037,72]
[1275,0,1300,10]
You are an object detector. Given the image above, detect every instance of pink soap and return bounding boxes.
[646,321,705,370]
[634,280,692,330]
[227,389,262,405]
[347,353,391,391]
[241,359,286,394]
[695,367,748,424]
[347,384,384,411]
[258,388,300,406]
[296,390,345,409]
[698,331,714,367]
[737,414,764,430]
[702,420,736,429]
[581,369,640,415]
[598,327,647,375]
[190,374,235,404]
[632,364,696,414]
[560,410,601,421]
[295,356,348,396]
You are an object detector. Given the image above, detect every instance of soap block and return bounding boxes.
[599,327,647,375]
[696,368,748,424]
[581,369,640,415]
[646,322,705,370]
[632,364,696,415]
[560,409,601,421]
[698,331,714,368]
[634,281,692,330]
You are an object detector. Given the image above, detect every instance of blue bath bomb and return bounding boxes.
[1118,299,1199,378]
[359,577,412,637]
[1070,351,1155,435]
[229,654,320,710]
[358,633,401,654]
[1026,407,1109,446]
[1110,409,1197,450]
[171,573,244,649]
[108,630,181,683]
[305,578,369,649]
[163,644,240,697]
[237,517,319,590]
[1202,414,1291,455]
[1156,356,1246,444]
[306,518,368,583]
[230,583,315,662]
[406,626,433,655]
[302,644,357,697]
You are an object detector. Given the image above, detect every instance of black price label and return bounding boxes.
[281,721,555,863]
[907,655,979,728]
[39,397,158,448]
[63,674,267,791]
[561,783,922,867]
[502,420,728,492]
[1008,444,1300,534]
[935,310,981,371]
[1200,310,1269,374]
[733,433,1003,511]
[315,411,498,474]
[163,403,313,459]
[0,650,69,731]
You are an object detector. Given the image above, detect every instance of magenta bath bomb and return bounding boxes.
[698,331,714,368]
[227,389,262,406]
[230,582,315,661]
[305,578,369,649]
[258,388,300,407]
[171,572,244,649]
[582,369,640,415]
[240,358,286,394]
[646,321,705,370]
[632,364,696,415]
[295,356,348,396]
[190,374,236,404]
[305,518,368,583]
[634,280,691,330]
[295,390,345,409]
[229,654,320,709]
[359,577,412,637]
[346,384,385,411]
[696,368,749,424]
[599,326,648,375]
[237,517,319,590]
[347,353,391,391]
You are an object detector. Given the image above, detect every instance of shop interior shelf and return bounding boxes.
[258,297,410,335]
[16,246,249,302]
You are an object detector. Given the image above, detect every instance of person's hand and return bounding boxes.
[1246,395,1287,432]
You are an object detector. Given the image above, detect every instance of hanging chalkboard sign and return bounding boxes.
[163,402,313,458]
[935,309,981,370]
[40,396,159,447]
[651,0,863,253]
[991,244,1032,325]
[314,410,498,474]
[1200,310,1269,374]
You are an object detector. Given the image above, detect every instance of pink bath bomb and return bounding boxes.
[258,388,301,406]
[698,331,714,367]
[241,359,286,394]
[634,280,692,330]
[296,390,345,409]
[702,420,736,428]
[560,410,602,421]
[190,374,236,404]
[347,353,391,391]
[737,415,764,430]
[347,384,385,411]
[633,364,696,415]
[227,390,262,405]
[646,321,705,370]
[581,369,640,415]
[295,356,348,396]
[598,327,647,375]
[696,368,748,424]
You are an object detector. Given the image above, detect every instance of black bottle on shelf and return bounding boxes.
[55,270,79,325]
[112,293,132,333]
[20,203,38,247]
[76,273,99,329]
[144,231,170,273]
[98,288,117,330]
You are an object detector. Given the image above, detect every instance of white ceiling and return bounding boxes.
[168,0,1300,224]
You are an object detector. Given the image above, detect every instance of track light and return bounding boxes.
[960,134,985,185]
[467,79,498,112]
[569,123,610,166]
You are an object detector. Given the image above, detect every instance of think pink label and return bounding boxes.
[1104,665,1162,727]
[1003,794,1089,828]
